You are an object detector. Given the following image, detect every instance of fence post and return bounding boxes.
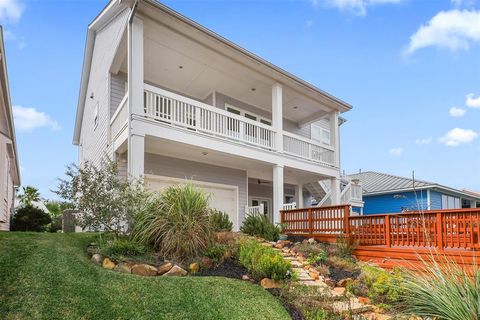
[344,205,350,236]
[436,212,444,251]
[308,208,313,237]
[385,214,391,247]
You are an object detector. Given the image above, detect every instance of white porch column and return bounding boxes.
[272,83,283,152]
[127,16,144,180]
[330,177,341,205]
[273,164,284,225]
[329,111,340,168]
[128,16,144,116]
[294,184,304,208]
[127,133,145,180]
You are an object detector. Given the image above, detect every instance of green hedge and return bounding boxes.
[238,239,291,281]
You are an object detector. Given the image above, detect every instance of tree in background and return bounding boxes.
[45,201,73,232]
[11,205,52,232]
[55,160,151,237]
[18,186,41,206]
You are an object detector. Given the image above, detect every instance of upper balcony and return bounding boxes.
[108,8,351,171]
[111,83,337,169]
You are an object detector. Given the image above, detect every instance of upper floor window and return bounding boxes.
[225,104,271,125]
[311,124,330,146]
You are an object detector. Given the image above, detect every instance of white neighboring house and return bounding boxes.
[0,28,21,231]
[73,0,362,231]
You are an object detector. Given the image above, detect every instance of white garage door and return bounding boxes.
[145,175,239,231]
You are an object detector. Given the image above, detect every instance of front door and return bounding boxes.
[250,198,271,222]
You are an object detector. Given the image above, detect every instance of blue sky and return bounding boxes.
[2,0,479,199]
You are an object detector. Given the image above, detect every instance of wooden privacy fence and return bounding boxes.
[281,207,480,251]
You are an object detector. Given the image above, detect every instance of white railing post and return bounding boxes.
[272,83,283,152]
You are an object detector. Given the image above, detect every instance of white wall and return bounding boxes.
[79,9,129,166]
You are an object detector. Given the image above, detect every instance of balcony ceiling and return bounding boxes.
[117,12,348,125]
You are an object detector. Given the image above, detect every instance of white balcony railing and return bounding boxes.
[282,202,297,210]
[110,93,128,140]
[283,132,335,165]
[144,84,276,150]
[245,204,264,215]
[141,84,336,166]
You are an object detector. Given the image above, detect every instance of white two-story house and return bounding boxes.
[73,0,362,230]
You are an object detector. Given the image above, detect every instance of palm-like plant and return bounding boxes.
[132,183,213,261]
[18,186,41,206]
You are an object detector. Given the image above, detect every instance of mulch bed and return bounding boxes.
[329,266,360,282]
[193,260,249,279]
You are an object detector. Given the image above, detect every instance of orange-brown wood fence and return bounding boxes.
[281,207,480,251]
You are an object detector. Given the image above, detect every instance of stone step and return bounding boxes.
[331,299,374,315]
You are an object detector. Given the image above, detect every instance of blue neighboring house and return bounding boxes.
[348,171,480,215]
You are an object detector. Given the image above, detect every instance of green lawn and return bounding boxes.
[0,232,290,320]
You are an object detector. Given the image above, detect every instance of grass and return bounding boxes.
[0,232,290,320]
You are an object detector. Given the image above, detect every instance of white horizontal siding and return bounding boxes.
[79,8,129,167]
[110,72,127,117]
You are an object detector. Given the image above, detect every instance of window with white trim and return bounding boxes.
[311,124,331,146]
[225,104,271,125]
[441,195,460,209]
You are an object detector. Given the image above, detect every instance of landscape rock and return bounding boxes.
[337,278,353,287]
[157,262,173,275]
[189,262,199,273]
[358,297,371,304]
[275,243,283,249]
[308,238,316,244]
[309,271,320,280]
[163,265,187,276]
[102,257,116,270]
[260,278,281,289]
[332,287,346,295]
[132,264,158,276]
[242,275,250,281]
[86,245,99,256]
[114,263,132,274]
[324,278,336,287]
[261,242,273,248]
[91,254,102,265]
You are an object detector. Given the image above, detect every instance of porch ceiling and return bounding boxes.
[143,136,327,184]
[116,14,345,124]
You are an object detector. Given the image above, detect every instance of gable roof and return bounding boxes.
[348,171,480,201]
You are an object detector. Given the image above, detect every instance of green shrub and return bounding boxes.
[11,205,52,232]
[132,183,213,261]
[334,234,356,258]
[307,250,328,265]
[99,239,148,258]
[238,239,291,280]
[240,213,280,241]
[203,244,228,262]
[359,265,404,305]
[400,256,480,320]
[209,209,233,232]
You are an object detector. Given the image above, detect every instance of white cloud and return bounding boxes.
[449,106,466,117]
[13,106,60,132]
[439,128,478,146]
[466,93,480,109]
[404,10,480,55]
[0,0,24,24]
[415,137,432,145]
[389,147,403,156]
[310,0,403,16]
